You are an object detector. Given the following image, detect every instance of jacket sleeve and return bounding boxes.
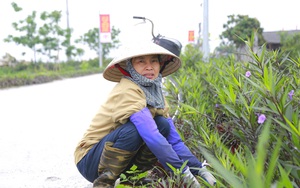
[130,107,186,171]
[109,79,147,125]
[166,117,203,175]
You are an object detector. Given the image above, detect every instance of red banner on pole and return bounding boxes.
[188,30,195,43]
[99,14,111,43]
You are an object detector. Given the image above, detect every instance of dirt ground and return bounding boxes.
[0,74,116,188]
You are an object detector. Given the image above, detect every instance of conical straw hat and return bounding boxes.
[103,41,181,82]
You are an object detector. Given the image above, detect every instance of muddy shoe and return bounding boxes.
[93,170,115,188]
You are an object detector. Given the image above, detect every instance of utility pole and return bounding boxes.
[203,0,209,62]
[66,0,71,61]
[98,25,103,67]
[66,0,70,29]
[98,13,103,67]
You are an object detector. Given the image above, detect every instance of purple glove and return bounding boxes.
[167,118,217,185]
[130,107,185,171]
[166,118,203,174]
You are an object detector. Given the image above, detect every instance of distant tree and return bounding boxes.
[37,11,64,62]
[214,42,236,58]
[181,43,203,65]
[220,14,265,48]
[75,26,121,59]
[280,31,300,59]
[38,10,83,62]
[4,2,83,62]
[63,28,85,61]
[4,2,40,62]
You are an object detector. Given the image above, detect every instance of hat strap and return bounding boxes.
[114,64,131,77]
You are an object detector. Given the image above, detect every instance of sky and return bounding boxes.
[0,0,299,61]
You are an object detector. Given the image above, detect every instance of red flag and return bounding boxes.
[188,30,194,43]
[99,14,112,43]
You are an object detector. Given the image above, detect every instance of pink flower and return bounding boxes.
[245,71,251,78]
[257,114,266,124]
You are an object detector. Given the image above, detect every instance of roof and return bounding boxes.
[263,30,300,44]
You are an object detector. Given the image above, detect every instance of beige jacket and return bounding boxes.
[74,77,169,164]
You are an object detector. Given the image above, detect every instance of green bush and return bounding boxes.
[0,59,104,89]
[163,39,300,187]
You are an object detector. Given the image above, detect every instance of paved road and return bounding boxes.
[0,74,116,188]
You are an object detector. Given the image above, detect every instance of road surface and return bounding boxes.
[0,74,116,188]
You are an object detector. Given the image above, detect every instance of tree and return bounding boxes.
[62,28,83,60]
[37,11,63,62]
[220,14,264,48]
[280,31,300,59]
[213,42,236,58]
[4,2,40,62]
[4,2,83,62]
[38,10,82,62]
[75,26,121,59]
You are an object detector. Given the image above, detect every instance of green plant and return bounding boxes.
[0,60,103,89]
[163,33,299,187]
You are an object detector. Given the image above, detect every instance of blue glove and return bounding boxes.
[130,107,185,171]
[166,117,203,174]
[167,118,217,186]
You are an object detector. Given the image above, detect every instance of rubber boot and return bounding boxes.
[135,144,158,171]
[121,144,157,186]
[93,142,137,188]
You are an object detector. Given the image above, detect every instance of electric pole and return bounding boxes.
[66,0,70,30]
[203,0,209,62]
[66,0,71,61]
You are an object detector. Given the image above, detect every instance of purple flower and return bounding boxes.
[257,114,266,124]
[288,90,294,100]
[215,104,219,108]
[245,71,251,78]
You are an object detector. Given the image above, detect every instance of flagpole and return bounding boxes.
[98,13,103,67]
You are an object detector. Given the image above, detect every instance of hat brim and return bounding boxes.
[103,42,181,82]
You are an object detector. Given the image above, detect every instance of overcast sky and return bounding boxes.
[0,0,299,61]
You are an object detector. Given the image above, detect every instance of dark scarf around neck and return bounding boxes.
[125,60,165,109]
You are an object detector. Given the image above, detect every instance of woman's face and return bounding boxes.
[131,55,163,80]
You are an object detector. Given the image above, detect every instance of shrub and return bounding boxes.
[163,38,300,187]
[0,59,103,89]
